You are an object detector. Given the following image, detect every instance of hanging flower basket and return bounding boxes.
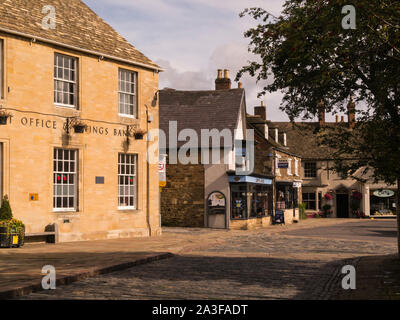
[133,129,147,140]
[0,110,12,125]
[73,122,87,134]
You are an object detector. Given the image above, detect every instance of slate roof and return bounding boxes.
[269,122,337,160]
[159,88,245,148]
[247,115,301,157]
[0,0,160,70]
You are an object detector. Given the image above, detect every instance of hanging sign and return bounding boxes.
[373,190,394,198]
[159,154,167,187]
[278,160,289,168]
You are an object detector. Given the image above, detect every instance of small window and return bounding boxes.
[304,162,317,178]
[118,153,137,209]
[118,69,137,117]
[53,149,78,211]
[0,39,3,99]
[302,192,316,210]
[54,53,78,108]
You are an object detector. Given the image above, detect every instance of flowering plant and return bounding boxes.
[351,191,362,200]
[324,193,333,200]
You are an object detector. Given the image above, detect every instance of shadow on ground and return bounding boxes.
[17,253,348,300]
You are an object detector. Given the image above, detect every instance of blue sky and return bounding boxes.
[83,0,290,121]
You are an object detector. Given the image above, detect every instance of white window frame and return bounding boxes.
[118,153,137,210]
[53,148,78,212]
[294,159,299,176]
[54,53,78,108]
[118,69,137,118]
[287,158,292,175]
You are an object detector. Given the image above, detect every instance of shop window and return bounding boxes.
[370,191,396,216]
[231,184,247,219]
[248,184,272,218]
[304,162,317,178]
[53,149,78,211]
[276,184,295,209]
[118,69,137,118]
[118,153,137,209]
[54,53,78,108]
[302,192,316,210]
[0,39,3,99]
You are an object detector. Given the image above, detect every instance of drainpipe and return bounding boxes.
[145,105,152,237]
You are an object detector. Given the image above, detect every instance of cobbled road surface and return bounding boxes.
[20,220,397,300]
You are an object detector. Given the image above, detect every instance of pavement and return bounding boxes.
[3,218,398,300]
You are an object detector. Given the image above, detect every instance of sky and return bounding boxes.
[83,0,306,121]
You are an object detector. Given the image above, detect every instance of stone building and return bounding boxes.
[0,0,162,241]
[270,103,397,218]
[159,70,302,229]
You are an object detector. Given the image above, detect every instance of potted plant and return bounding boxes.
[0,195,25,248]
[73,120,88,134]
[0,109,12,125]
[133,129,147,140]
[322,204,333,218]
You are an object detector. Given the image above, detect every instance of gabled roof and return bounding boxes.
[0,0,160,70]
[159,88,245,148]
[247,115,301,157]
[269,122,337,160]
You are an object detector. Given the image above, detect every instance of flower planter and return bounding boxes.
[0,116,8,125]
[73,125,86,134]
[0,226,24,248]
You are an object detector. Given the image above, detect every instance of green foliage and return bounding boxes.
[0,195,12,221]
[237,1,400,186]
[298,202,307,219]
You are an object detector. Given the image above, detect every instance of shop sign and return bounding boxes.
[159,154,167,187]
[229,176,272,185]
[293,182,302,188]
[278,160,289,168]
[207,192,226,215]
[373,190,394,198]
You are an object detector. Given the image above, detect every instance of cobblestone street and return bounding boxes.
[19,219,398,300]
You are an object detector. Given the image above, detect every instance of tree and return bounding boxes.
[237,0,400,255]
[0,195,13,220]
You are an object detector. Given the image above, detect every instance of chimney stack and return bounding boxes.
[215,69,231,90]
[238,82,243,89]
[336,115,339,123]
[318,100,325,126]
[347,97,356,129]
[341,116,345,122]
[254,101,266,120]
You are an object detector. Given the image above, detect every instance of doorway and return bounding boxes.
[336,194,349,218]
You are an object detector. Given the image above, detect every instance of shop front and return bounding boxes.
[229,175,273,229]
[369,189,397,217]
[275,181,301,224]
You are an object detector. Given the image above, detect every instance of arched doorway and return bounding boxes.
[336,187,349,218]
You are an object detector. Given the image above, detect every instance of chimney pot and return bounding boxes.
[347,97,356,129]
[318,100,325,126]
[238,82,243,89]
[254,101,266,120]
[224,69,229,79]
[215,68,231,90]
[341,116,345,122]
